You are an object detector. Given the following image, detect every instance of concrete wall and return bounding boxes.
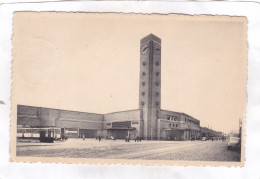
[104,109,141,123]
[39,108,58,127]
[180,113,200,131]
[159,110,182,121]
[159,110,200,131]
[17,105,104,130]
[104,109,142,139]
[17,105,40,127]
[57,110,104,129]
[158,110,201,140]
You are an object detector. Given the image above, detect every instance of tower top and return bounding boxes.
[140,34,161,44]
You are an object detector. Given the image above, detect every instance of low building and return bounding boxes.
[158,110,200,140]
[17,105,200,141]
[200,127,224,140]
[17,105,104,139]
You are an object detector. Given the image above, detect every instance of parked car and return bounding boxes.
[201,137,207,141]
[227,137,240,150]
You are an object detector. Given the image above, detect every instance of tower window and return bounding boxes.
[167,116,170,120]
[142,72,146,76]
[156,92,159,96]
[156,71,159,76]
[155,101,159,106]
[142,91,145,96]
[143,61,146,66]
[172,124,175,127]
[156,82,160,86]
[155,61,159,66]
[142,82,145,86]
[141,101,145,106]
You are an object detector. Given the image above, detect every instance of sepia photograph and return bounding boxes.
[11,12,247,165]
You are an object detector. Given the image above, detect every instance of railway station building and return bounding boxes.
[17,34,201,141]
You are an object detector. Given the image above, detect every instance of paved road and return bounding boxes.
[17,138,241,161]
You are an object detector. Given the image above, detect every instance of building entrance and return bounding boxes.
[107,129,128,139]
[79,129,98,138]
[107,128,136,139]
[165,129,184,141]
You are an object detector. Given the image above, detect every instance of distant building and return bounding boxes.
[200,127,224,139]
[17,34,201,141]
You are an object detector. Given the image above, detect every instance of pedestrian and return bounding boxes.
[125,136,130,142]
[98,135,101,142]
[83,134,85,141]
[135,136,138,142]
[111,136,116,141]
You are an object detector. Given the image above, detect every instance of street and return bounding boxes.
[17,138,241,161]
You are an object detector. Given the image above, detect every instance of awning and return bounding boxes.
[164,128,185,131]
[107,127,136,130]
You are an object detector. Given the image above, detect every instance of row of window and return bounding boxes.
[169,123,178,127]
[141,91,159,96]
[185,118,199,126]
[141,81,160,86]
[140,101,160,106]
[142,71,160,76]
[166,116,199,125]
[143,61,160,66]
[167,116,177,121]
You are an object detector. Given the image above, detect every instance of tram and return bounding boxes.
[17,127,65,143]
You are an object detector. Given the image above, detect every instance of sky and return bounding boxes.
[12,13,247,133]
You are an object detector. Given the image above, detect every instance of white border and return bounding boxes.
[0,1,260,178]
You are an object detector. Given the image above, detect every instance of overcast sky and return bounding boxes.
[12,13,247,133]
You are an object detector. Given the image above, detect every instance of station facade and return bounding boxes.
[17,34,201,141]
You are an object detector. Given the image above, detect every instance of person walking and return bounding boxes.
[98,135,101,142]
[83,134,85,141]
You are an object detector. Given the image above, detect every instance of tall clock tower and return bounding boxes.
[139,34,161,140]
